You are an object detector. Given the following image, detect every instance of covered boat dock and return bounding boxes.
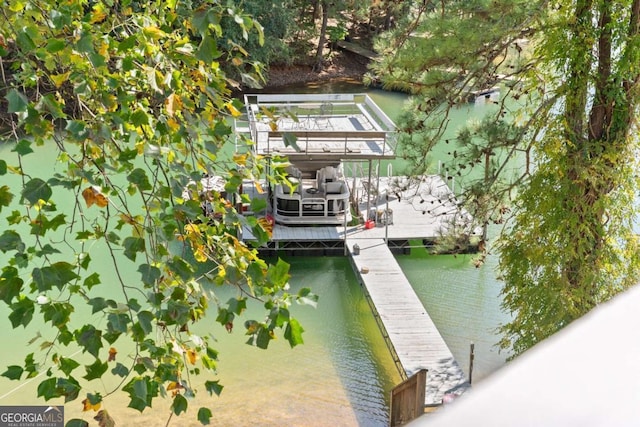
[238,93,475,414]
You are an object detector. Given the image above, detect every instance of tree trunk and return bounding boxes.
[313,1,329,73]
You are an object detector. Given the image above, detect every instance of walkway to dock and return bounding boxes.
[346,237,469,406]
[336,40,379,60]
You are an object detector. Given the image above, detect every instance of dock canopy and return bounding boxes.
[243,93,397,160]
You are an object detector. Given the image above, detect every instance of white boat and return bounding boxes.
[273,164,352,225]
[241,93,397,226]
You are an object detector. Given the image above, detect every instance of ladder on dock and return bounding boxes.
[347,238,469,406]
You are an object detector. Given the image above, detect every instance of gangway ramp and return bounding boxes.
[347,238,469,406]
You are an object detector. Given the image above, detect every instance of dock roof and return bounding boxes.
[243,93,397,160]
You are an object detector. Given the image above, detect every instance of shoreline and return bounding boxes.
[261,50,371,90]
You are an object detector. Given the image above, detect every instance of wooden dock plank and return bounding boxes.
[347,237,469,406]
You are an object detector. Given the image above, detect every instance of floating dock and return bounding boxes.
[346,238,469,406]
[238,93,477,410]
[240,174,477,407]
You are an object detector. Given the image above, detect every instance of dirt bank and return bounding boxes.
[263,50,371,89]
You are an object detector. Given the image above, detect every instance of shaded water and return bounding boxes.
[0,83,510,425]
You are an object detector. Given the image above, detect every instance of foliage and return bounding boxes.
[496,0,640,356]
[0,0,316,424]
[327,24,349,44]
[222,1,298,67]
[369,0,640,357]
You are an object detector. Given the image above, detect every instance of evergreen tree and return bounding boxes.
[370,0,640,357]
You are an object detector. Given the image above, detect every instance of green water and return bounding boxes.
[0,84,510,426]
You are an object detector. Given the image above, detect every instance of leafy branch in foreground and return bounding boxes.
[0,0,316,424]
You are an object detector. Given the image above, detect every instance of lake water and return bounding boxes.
[0,83,509,425]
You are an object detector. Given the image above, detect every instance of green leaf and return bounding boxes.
[75,324,103,358]
[204,380,223,396]
[84,359,108,381]
[297,287,319,308]
[215,307,233,326]
[154,363,178,383]
[138,263,161,285]
[123,376,157,412]
[0,275,23,304]
[57,377,81,402]
[22,178,52,204]
[167,256,194,281]
[42,302,73,328]
[6,89,28,113]
[39,94,66,119]
[118,35,137,51]
[13,139,33,155]
[24,353,38,378]
[130,110,149,126]
[255,325,272,349]
[128,298,141,312]
[112,363,129,378]
[107,313,130,333]
[45,38,66,53]
[37,378,61,400]
[83,272,101,289]
[137,311,154,335]
[227,297,247,315]
[283,133,301,152]
[123,237,145,262]
[284,318,305,348]
[78,253,91,269]
[88,297,108,314]
[196,35,221,63]
[165,299,190,325]
[2,365,24,380]
[0,160,6,175]
[127,168,152,191]
[197,407,212,425]
[65,120,89,140]
[59,329,73,346]
[35,243,61,257]
[9,296,34,328]
[59,357,80,376]
[87,392,102,405]
[103,331,121,345]
[32,262,79,292]
[0,230,25,253]
[172,393,188,415]
[192,9,210,34]
[76,33,93,53]
[266,258,290,288]
[16,26,36,50]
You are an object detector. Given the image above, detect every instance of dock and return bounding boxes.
[237,93,475,412]
[241,175,481,251]
[346,238,469,406]
[239,175,477,406]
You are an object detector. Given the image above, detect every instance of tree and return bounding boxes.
[313,1,331,72]
[368,0,640,357]
[0,0,315,424]
[223,0,298,67]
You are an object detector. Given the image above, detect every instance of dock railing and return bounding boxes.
[266,130,394,158]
